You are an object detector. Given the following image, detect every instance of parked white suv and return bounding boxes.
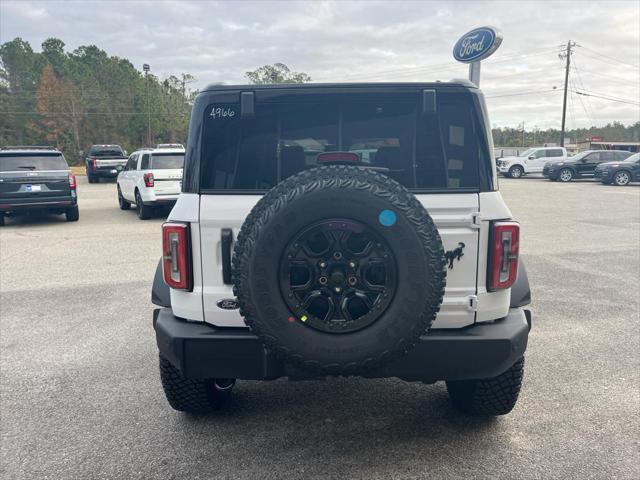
[151,82,532,416]
[116,147,184,219]
[497,146,567,178]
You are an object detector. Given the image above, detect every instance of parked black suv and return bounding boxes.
[543,149,632,182]
[595,152,640,186]
[0,146,78,225]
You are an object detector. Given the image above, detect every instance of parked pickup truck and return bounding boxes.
[85,144,128,183]
[497,147,567,178]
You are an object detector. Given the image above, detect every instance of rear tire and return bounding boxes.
[447,356,524,416]
[118,186,131,210]
[508,165,524,178]
[65,206,79,222]
[159,354,234,413]
[135,190,152,220]
[559,168,573,182]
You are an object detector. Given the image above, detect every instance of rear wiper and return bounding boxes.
[18,166,36,170]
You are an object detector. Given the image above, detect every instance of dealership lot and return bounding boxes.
[1,177,638,479]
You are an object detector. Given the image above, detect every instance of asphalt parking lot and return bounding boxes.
[1,176,638,479]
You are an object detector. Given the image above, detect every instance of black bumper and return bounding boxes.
[154,308,531,382]
[0,195,77,212]
[90,167,122,178]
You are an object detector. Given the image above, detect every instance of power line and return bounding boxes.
[572,67,639,87]
[576,44,640,69]
[485,88,561,99]
[571,90,640,106]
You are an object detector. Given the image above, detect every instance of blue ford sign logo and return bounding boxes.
[453,26,503,63]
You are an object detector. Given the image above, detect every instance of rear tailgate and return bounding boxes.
[95,156,127,168]
[152,169,183,196]
[199,193,479,329]
[0,170,71,201]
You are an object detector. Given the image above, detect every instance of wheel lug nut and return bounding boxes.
[319,276,328,285]
[333,252,342,260]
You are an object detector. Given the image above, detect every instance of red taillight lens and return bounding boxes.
[68,173,77,189]
[144,172,154,187]
[488,221,520,291]
[317,152,361,164]
[162,222,192,291]
[90,157,97,169]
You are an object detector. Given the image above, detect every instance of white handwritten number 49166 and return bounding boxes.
[210,107,236,119]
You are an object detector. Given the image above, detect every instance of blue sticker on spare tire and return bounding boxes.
[378,209,397,227]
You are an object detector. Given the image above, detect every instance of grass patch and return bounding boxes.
[70,166,86,176]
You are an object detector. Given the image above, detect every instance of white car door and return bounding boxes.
[122,154,138,200]
[527,149,547,173]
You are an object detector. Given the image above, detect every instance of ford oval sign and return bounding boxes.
[453,27,503,63]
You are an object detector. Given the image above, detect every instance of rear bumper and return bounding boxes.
[139,189,179,205]
[90,166,124,177]
[0,195,77,212]
[154,307,531,382]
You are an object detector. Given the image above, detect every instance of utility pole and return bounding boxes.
[143,63,152,146]
[521,121,525,147]
[559,41,575,147]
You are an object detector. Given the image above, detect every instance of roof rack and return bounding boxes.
[0,145,58,151]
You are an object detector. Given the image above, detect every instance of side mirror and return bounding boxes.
[528,155,535,160]
[123,150,128,156]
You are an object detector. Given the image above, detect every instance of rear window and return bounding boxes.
[90,146,124,157]
[0,153,68,172]
[150,154,184,169]
[200,91,490,192]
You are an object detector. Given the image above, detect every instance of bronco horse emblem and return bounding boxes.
[444,242,466,270]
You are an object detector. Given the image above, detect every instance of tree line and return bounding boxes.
[1,37,638,165]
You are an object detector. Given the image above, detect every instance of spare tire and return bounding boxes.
[233,166,446,375]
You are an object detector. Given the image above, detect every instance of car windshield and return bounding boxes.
[200,91,491,191]
[622,153,639,162]
[151,154,184,169]
[569,151,593,161]
[91,147,124,156]
[519,148,536,157]
[0,153,68,172]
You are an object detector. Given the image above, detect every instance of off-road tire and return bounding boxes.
[65,206,79,222]
[508,165,524,178]
[446,356,525,416]
[233,165,446,376]
[159,354,234,413]
[118,186,131,210]
[135,190,152,220]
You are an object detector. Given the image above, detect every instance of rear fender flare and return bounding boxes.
[510,257,531,307]
[152,258,171,307]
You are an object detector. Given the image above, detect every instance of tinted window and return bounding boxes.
[584,152,600,162]
[200,92,488,191]
[534,150,546,158]
[601,151,616,162]
[615,151,631,160]
[547,149,563,157]
[0,153,68,171]
[140,154,150,170]
[151,154,184,169]
[90,146,124,157]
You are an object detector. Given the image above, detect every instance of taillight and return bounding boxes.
[488,221,519,291]
[144,172,154,187]
[68,173,77,189]
[90,157,96,169]
[317,152,361,164]
[162,222,192,291]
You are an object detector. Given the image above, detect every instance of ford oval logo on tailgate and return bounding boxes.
[217,298,239,310]
[453,26,502,63]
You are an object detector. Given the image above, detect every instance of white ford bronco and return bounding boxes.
[152,81,532,416]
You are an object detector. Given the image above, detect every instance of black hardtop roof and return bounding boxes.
[200,80,477,93]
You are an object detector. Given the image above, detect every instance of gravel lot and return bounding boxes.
[1,176,639,479]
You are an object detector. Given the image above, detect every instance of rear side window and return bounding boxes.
[140,154,150,170]
[150,154,184,169]
[199,91,490,192]
[547,149,563,157]
[0,153,68,172]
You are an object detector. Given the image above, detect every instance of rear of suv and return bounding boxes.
[151,82,532,416]
[0,146,78,226]
[85,144,128,183]
[116,147,185,219]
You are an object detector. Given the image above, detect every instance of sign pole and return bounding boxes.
[469,61,481,87]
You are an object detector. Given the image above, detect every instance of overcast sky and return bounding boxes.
[1,0,639,129]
